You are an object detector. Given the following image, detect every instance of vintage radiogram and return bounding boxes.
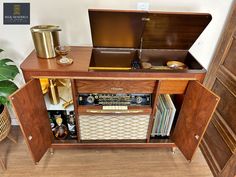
[10,9,220,165]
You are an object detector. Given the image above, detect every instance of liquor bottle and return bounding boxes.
[54,116,68,140]
[48,112,56,132]
[67,111,77,139]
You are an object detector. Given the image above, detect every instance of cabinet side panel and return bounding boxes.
[10,79,52,163]
[172,81,219,160]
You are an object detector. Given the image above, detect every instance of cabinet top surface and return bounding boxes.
[21,46,92,72]
[20,46,205,80]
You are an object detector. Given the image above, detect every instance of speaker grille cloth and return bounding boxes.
[79,115,150,140]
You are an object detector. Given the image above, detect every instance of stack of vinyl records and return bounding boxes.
[151,94,176,137]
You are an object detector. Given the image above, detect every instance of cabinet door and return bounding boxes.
[9,79,52,163]
[172,81,219,161]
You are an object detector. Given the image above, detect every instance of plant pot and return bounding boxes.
[0,105,11,142]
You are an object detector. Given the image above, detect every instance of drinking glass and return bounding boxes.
[55,46,73,65]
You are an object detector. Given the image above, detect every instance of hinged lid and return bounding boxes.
[89,9,147,48]
[89,9,212,50]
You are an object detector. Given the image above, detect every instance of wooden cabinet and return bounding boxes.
[9,10,220,166]
[8,48,219,164]
[201,3,236,177]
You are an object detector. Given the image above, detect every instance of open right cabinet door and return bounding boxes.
[172,81,220,161]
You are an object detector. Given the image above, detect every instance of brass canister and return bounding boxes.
[30,25,61,58]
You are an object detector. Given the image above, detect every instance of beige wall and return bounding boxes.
[0,0,234,124]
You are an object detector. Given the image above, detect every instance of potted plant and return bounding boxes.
[0,48,19,142]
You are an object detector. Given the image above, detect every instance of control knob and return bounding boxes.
[87,95,95,104]
[136,96,143,104]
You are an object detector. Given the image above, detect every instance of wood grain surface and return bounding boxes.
[20,47,206,82]
[202,3,236,177]
[203,121,232,170]
[158,80,188,94]
[172,81,219,161]
[9,79,52,163]
[20,46,92,72]
[142,13,212,49]
[76,80,156,93]
[211,79,236,135]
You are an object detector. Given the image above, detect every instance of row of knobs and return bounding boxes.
[86,95,143,104]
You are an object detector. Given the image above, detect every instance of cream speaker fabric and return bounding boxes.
[79,115,150,140]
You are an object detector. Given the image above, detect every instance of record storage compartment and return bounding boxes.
[150,94,183,139]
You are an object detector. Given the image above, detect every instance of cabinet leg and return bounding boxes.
[171,147,177,154]
[49,148,54,155]
[0,157,6,170]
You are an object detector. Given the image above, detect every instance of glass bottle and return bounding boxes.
[67,111,77,139]
[54,116,68,140]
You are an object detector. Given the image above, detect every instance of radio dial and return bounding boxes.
[87,95,95,104]
[136,96,143,104]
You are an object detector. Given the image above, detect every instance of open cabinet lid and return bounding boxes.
[142,12,212,49]
[89,9,146,48]
[9,79,52,163]
[89,9,212,49]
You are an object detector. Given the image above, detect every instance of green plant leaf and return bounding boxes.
[0,58,15,65]
[0,80,18,105]
[0,96,9,105]
[0,49,3,53]
[0,58,19,81]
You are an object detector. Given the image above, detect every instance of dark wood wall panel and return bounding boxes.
[212,112,236,155]
[216,68,236,96]
[219,153,236,177]
[211,79,236,135]
[204,120,232,170]
[202,3,236,176]
[200,139,220,176]
[222,37,236,76]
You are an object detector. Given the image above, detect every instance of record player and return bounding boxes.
[88,9,212,72]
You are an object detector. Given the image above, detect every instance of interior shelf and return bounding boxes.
[44,93,74,111]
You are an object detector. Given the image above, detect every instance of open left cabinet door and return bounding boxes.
[9,79,52,163]
[172,81,219,161]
